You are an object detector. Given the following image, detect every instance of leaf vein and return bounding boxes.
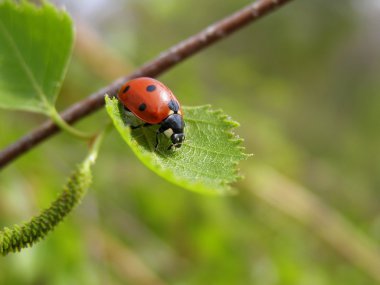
[0,14,48,109]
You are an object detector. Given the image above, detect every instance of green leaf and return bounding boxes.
[105,96,250,195]
[0,1,73,114]
[0,131,104,256]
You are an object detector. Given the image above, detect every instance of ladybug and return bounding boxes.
[117,77,185,149]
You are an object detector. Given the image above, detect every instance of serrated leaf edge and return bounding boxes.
[106,96,251,195]
[186,104,251,190]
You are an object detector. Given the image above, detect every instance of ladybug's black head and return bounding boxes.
[161,113,185,149]
[171,133,185,148]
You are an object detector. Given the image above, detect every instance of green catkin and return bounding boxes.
[0,129,104,256]
[0,157,93,256]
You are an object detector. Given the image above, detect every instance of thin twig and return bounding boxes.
[0,0,293,169]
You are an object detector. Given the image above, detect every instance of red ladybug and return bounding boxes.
[117,77,185,149]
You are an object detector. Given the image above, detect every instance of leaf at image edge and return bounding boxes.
[105,96,250,195]
[0,1,74,113]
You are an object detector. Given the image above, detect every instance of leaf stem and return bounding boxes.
[48,107,94,140]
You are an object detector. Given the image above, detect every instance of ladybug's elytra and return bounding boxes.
[117,77,185,149]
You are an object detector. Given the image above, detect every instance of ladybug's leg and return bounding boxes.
[122,107,152,129]
[130,123,152,130]
[155,125,169,150]
[155,130,160,150]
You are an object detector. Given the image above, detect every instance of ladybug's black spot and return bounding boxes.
[139,103,147,111]
[168,99,179,112]
[123,85,130,93]
[146,85,156,92]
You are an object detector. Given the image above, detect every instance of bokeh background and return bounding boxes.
[1,0,380,284]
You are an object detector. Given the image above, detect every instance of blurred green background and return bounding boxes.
[1,0,380,284]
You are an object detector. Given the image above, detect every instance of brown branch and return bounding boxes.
[0,0,293,169]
